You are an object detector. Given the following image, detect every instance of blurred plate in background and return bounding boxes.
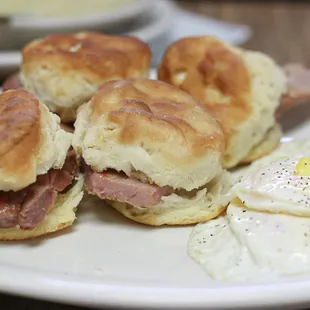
[0,0,152,49]
[0,0,174,79]
[0,0,252,80]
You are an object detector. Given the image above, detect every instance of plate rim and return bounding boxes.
[1,256,310,310]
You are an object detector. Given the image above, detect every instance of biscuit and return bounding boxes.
[158,36,287,168]
[21,32,151,122]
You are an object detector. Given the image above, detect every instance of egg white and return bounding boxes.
[229,199,310,275]
[188,198,310,281]
[188,142,310,282]
[234,159,310,216]
[232,139,310,182]
[188,213,271,282]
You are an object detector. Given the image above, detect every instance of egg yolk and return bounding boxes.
[295,158,310,176]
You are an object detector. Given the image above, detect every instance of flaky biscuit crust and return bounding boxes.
[158,36,287,168]
[159,36,251,147]
[73,79,224,190]
[0,89,72,191]
[21,32,151,122]
[0,90,40,190]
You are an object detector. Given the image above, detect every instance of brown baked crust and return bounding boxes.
[158,37,252,151]
[0,221,70,241]
[109,200,226,226]
[22,32,151,81]
[89,78,224,165]
[0,90,40,179]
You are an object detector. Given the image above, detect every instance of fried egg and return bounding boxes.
[232,139,310,182]
[188,211,272,282]
[188,148,310,282]
[234,158,310,216]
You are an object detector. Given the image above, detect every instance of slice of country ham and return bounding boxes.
[18,174,56,230]
[83,164,173,208]
[51,149,78,192]
[277,63,310,117]
[0,151,78,230]
[2,72,23,92]
[0,190,27,228]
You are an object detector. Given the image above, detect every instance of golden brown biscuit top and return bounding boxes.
[158,36,252,145]
[0,90,40,157]
[0,89,40,175]
[22,32,151,78]
[89,78,224,162]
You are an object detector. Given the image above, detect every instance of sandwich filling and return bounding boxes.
[83,161,220,208]
[0,150,78,230]
[2,72,23,92]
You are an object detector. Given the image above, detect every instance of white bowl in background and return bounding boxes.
[0,0,152,49]
[8,0,150,29]
[0,0,174,79]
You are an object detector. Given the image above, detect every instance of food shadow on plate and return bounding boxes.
[1,193,189,248]
[78,194,139,226]
[2,195,134,247]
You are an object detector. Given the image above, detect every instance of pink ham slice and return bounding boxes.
[83,164,173,208]
[0,151,78,230]
[283,64,310,104]
[2,72,23,92]
[51,149,78,192]
[277,64,310,117]
[0,190,27,228]
[18,174,56,230]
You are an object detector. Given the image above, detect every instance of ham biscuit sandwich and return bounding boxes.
[158,36,310,168]
[3,32,151,123]
[72,79,232,226]
[0,89,83,240]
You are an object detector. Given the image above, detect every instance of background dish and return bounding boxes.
[0,0,252,79]
[0,0,173,79]
[0,0,151,49]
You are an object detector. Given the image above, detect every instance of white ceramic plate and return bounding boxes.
[2,135,310,310]
[0,0,173,79]
[1,72,310,310]
[0,105,310,309]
